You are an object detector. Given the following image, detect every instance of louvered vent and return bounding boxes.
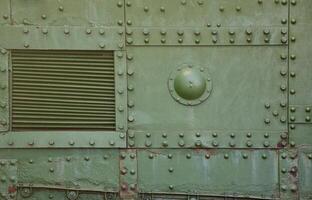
[11,50,115,131]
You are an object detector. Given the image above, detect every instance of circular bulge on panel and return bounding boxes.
[168,64,212,106]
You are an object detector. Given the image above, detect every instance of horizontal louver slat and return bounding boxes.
[12,50,115,131]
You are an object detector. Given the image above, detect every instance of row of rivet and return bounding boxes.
[0,49,8,130]
[280,150,298,195]
[5,134,124,147]
[289,106,311,122]
[125,28,288,45]
[116,51,127,130]
[19,27,124,50]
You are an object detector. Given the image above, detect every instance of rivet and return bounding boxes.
[148,154,154,159]
[246,141,253,147]
[264,103,270,109]
[290,124,296,129]
[281,185,287,191]
[272,110,279,117]
[169,185,174,190]
[290,185,297,192]
[212,132,218,138]
[212,141,219,147]
[24,42,30,48]
[186,154,191,159]
[127,20,132,25]
[49,168,54,173]
[281,19,287,24]
[84,156,90,161]
[69,140,75,146]
[281,168,287,173]
[219,6,225,12]
[66,156,71,162]
[280,133,288,139]
[290,116,296,121]
[89,140,95,146]
[205,154,210,159]
[262,154,267,159]
[280,116,286,123]
[178,140,185,147]
[59,6,64,11]
[117,1,123,7]
[117,20,123,26]
[290,89,296,95]
[145,140,152,147]
[109,140,115,146]
[290,141,296,147]
[263,141,270,147]
[291,0,297,5]
[264,118,270,124]
[168,167,174,173]
[42,28,48,34]
[195,140,202,147]
[41,14,47,20]
[306,116,311,122]
[224,154,229,159]
[306,107,311,112]
[263,29,270,35]
[230,133,235,138]
[64,28,70,35]
[162,141,168,147]
[128,115,135,122]
[160,6,165,12]
[308,154,312,160]
[99,42,105,49]
[242,153,248,159]
[235,6,241,12]
[290,72,296,77]
[264,133,270,138]
[49,140,54,146]
[291,18,297,24]
[126,1,131,7]
[258,0,263,4]
[246,132,252,138]
[144,6,149,12]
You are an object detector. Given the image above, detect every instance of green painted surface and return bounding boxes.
[0,0,310,199]
[137,149,279,198]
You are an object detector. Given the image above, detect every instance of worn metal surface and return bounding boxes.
[0,0,311,199]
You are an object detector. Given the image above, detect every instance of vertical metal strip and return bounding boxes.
[115,50,128,133]
[0,48,9,132]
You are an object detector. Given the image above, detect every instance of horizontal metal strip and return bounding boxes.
[12,50,114,56]
[12,54,114,59]
[13,63,114,70]
[13,71,115,79]
[13,93,115,101]
[13,76,114,86]
[12,82,114,90]
[13,79,114,87]
[12,57,114,63]
[12,61,114,67]
[12,120,115,124]
[12,127,115,130]
[13,89,114,98]
[12,97,114,104]
[13,111,115,117]
[12,100,115,108]
[13,115,114,120]
[13,67,114,75]
[13,107,115,114]
[13,85,115,93]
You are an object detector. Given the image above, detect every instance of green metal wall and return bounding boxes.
[0,0,311,199]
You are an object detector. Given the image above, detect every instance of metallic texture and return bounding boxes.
[0,0,310,199]
[11,50,115,130]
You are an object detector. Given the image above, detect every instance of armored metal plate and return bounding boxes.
[289,124,312,147]
[0,26,124,50]
[0,49,9,132]
[289,0,312,105]
[0,149,119,193]
[128,46,287,132]
[11,0,124,27]
[0,159,17,200]
[125,0,288,27]
[298,148,312,200]
[137,149,279,199]
[0,1,10,25]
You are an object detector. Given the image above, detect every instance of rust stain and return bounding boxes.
[8,185,16,193]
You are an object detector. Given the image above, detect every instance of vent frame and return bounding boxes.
[9,49,127,132]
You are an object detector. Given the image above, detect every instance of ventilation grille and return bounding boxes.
[11,50,115,131]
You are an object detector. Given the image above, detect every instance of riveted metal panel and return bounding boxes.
[127,46,287,147]
[115,51,128,132]
[0,48,9,132]
[137,149,279,199]
[0,26,124,51]
[298,148,312,200]
[0,1,10,25]
[125,0,288,27]
[0,159,17,200]
[289,124,312,147]
[0,131,126,148]
[0,149,120,193]
[289,0,312,106]
[11,0,124,27]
